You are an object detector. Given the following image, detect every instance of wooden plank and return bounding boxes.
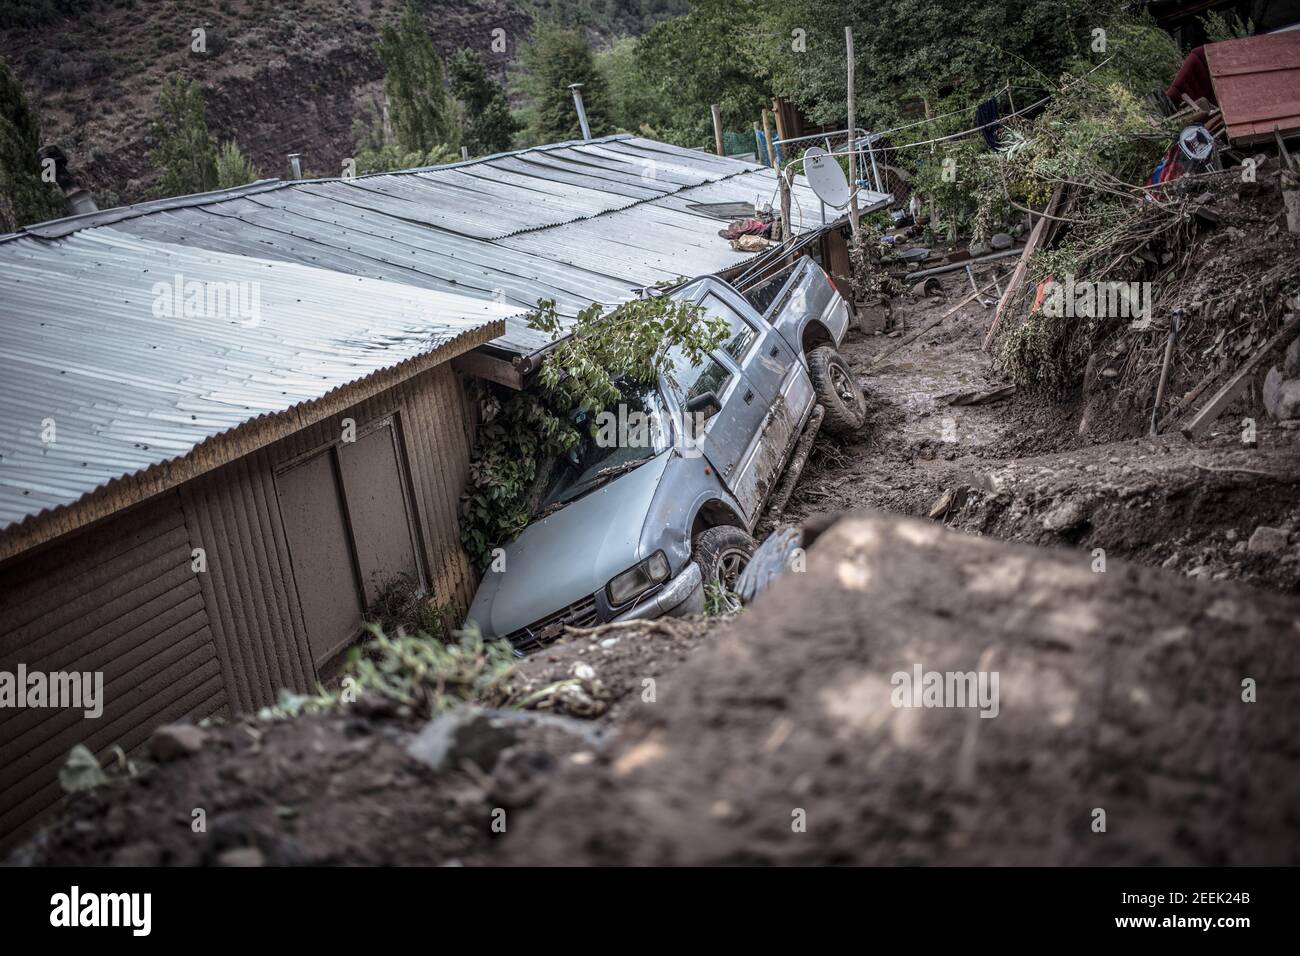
[1181,315,1300,440]
[0,667,225,852]
[983,182,1066,351]
[451,350,524,390]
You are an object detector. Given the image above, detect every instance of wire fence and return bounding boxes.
[771,127,909,203]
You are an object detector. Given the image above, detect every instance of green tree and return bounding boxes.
[596,36,667,136]
[750,0,1127,129]
[352,141,460,175]
[1200,9,1253,42]
[150,76,218,197]
[214,139,260,189]
[513,21,611,145]
[629,1,770,147]
[376,4,459,154]
[0,56,63,231]
[447,50,519,156]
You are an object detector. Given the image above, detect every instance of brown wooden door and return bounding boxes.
[275,451,364,665]
[337,419,423,605]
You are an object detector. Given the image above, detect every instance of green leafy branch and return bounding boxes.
[460,291,725,571]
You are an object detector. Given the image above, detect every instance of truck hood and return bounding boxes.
[467,452,672,639]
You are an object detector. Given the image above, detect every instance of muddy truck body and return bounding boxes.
[466,257,866,649]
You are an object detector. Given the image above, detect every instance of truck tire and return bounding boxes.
[807,345,866,437]
[693,525,757,613]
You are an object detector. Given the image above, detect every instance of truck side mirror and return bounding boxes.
[684,391,722,422]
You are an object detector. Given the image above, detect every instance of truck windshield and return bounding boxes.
[533,381,671,516]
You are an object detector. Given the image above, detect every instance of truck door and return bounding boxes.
[663,339,763,513]
[665,287,811,525]
[704,288,814,520]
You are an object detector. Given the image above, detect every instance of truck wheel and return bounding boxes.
[693,525,756,613]
[807,345,866,437]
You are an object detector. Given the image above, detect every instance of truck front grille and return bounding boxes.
[507,593,600,650]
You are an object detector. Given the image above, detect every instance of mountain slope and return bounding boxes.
[0,0,674,210]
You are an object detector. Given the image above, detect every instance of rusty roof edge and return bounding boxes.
[0,319,503,566]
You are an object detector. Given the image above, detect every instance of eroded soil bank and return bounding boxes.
[788,269,1300,594]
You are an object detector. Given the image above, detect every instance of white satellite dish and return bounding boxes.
[803,146,851,209]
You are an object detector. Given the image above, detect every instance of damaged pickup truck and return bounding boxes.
[466,256,866,649]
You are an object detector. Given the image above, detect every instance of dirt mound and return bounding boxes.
[9,616,713,866]
[14,513,1299,866]
[11,710,489,866]
[946,427,1300,592]
[495,511,1300,866]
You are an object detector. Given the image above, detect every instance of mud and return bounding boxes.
[495,512,1300,866]
[786,270,1300,594]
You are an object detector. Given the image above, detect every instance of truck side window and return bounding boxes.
[665,351,733,402]
[740,263,798,317]
[701,294,759,361]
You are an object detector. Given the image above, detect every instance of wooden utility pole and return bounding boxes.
[761,109,777,168]
[711,104,724,157]
[845,26,860,237]
[770,97,788,144]
[923,96,937,228]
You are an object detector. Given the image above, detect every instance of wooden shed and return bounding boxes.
[0,234,512,846]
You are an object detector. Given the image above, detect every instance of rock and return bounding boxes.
[1248,526,1289,554]
[1263,366,1300,420]
[149,722,208,762]
[406,706,518,773]
[968,239,991,257]
[109,842,164,867]
[1161,553,1180,570]
[1041,500,1087,533]
[1284,337,1300,379]
[216,847,265,867]
[406,706,604,773]
[990,232,1013,250]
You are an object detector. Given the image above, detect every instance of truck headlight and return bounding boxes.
[607,551,671,606]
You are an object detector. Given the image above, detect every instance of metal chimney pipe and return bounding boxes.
[568,83,592,141]
[287,153,302,180]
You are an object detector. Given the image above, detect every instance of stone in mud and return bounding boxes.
[149,723,208,762]
[1041,499,1087,533]
[1248,526,1289,553]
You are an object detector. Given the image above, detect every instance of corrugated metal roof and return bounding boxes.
[0,231,512,534]
[4,134,881,356]
[0,133,889,546]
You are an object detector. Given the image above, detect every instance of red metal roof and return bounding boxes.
[1205,30,1300,145]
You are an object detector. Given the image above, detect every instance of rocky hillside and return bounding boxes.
[0,0,670,208]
